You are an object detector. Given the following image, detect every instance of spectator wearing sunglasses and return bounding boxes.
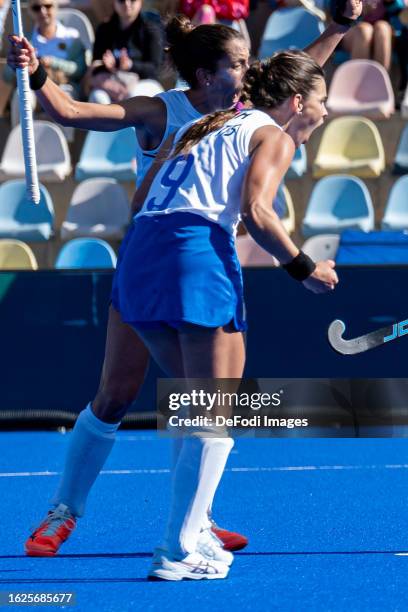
[3,0,87,126]
[88,0,163,104]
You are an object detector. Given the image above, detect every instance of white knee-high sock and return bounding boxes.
[50,403,121,517]
[170,437,213,530]
[164,435,234,557]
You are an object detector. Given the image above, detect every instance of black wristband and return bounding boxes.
[282,251,316,281]
[29,63,48,90]
[333,13,357,27]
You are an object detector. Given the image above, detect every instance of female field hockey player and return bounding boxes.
[114,50,338,579]
[7,1,360,559]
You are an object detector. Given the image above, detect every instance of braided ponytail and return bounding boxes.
[173,51,324,156]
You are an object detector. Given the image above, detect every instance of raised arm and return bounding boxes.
[7,35,166,133]
[304,0,362,66]
[241,127,337,293]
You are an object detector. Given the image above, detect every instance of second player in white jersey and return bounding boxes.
[135,88,202,187]
[138,109,281,234]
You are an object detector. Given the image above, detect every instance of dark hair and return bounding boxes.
[174,50,325,156]
[165,14,245,88]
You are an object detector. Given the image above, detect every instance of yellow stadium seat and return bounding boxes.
[313,116,385,178]
[0,240,38,270]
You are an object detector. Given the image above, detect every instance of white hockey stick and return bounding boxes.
[11,0,40,204]
[328,318,408,355]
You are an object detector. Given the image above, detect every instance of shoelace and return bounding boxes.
[30,509,75,538]
[200,543,219,559]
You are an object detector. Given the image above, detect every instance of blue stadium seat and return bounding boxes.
[55,238,117,269]
[303,175,374,237]
[75,128,137,181]
[0,180,54,241]
[286,144,307,178]
[273,183,295,234]
[393,124,408,175]
[259,8,324,59]
[382,176,408,230]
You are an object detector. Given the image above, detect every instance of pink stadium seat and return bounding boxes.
[327,60,394,119]
[236,234,279,267]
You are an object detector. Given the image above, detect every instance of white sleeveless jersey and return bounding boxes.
[137,110,282,235]
[135,89,202,187]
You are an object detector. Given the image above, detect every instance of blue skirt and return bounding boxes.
[111,212,247,331]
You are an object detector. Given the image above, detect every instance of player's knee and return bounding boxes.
[357,22,374,43]
[373,20,392,40]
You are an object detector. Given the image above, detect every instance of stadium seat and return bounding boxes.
[327,60,394,119]
[273,184,295,234]
[236,234,279,267]
[302,175,374,237]
[57,8,95,64]
[286,144,307,179]
[0,239,38,270]
[0,180,54,241]
[55,238,117,269]
[393,124,408,175]
[0,121,71,182]
[75,128,137,181]
[61,178,130,241]
[302,234,340,260]
[259,8,324,59]
[382,176,408,230]
[130,80,164,97]
[297,0,326,21]
[313,117,385,178]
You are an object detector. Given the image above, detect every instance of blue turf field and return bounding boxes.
[2,432,408,611]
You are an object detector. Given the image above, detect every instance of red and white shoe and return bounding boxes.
[25,504,76,557]
[210,520,248,552]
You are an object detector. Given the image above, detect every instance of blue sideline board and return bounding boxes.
[0,267,407,415]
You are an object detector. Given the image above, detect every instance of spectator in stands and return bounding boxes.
[3,0,87,126]
[179,1,251,47]
[340,0,393,71]
[385,0,408,98]
[0,0,10,54]
[88,0,162,104]
[90,0,115,23]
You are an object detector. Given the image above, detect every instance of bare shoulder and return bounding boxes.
[249,125,295,157]
[121,95,166,129]
[247,125,296,177]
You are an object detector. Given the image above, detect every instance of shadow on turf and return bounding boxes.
[0,553,152,559]
[0,550,406,560]
[0,578,148,584]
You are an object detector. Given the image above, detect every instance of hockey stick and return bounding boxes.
[11,0,40,204]
[328,318,408,355]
